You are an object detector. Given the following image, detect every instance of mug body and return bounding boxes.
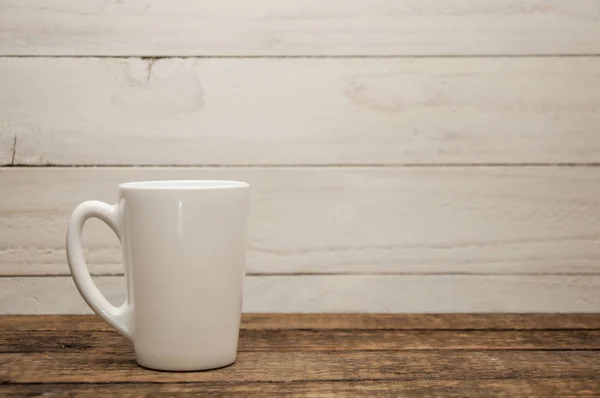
[119,180,250,371]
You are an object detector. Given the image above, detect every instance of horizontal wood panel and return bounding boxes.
[1,275,599,313]
[2,57,600,166]
[3,380,599,397]
[1,0,599,56]
[3,329,599,353]
[3,350,600,383]
[7,314,600,331]
[2,167,600,275]
[8,312,600,334]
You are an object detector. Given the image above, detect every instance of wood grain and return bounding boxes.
[3,350,600,383]
[3,329,600,354]
[2,167,600,276]
[238,313,600,330]
[2,275,600,314]
[6,314,600,331]
[1,315,598,396]
[2,380,599,398]
[1,57,600,166]
[1,0,599,56]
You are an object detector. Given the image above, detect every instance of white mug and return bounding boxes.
[66,180,250,371]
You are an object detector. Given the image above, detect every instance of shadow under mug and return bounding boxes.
[66,180,250,371]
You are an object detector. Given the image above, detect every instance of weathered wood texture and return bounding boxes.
[4,328,600,353]
[2,276,600,314]
[1,314,599,396]
[1,58,600,166]
[1,0,599,56]
[7,313,600,330]
[2,2,600,317]
[3,380,600,397]
[5,350,600,383]
[2,380,600,398]
[2,167,600,276]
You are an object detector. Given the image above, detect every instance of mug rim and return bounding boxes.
[119,180,250,190]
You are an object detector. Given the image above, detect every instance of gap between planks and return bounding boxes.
[3,272,600,277]
[3,54,600,59]
[5,163,600,168]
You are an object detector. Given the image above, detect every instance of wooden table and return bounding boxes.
[1,314,599,397]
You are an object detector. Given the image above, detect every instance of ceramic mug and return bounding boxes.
[66,180,250,371]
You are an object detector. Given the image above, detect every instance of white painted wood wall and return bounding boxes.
[1,0,600,313]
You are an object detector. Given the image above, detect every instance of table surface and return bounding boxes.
[1,314,600,397]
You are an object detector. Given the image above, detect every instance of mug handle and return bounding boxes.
[66,200,131,339]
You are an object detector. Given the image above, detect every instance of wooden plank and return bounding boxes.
[1,275,600,314]
[2,350,599,383]
[238,329,600,351]
[2,380,599,397]
[1,0,599,56]
[3,328,599,354]
[5,314,600,331]
[2,315,598,395]
[2,167,600,275]
[239,314,600,330]
[2,57,600,166]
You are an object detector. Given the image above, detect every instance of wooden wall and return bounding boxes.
[1,0,600,313]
